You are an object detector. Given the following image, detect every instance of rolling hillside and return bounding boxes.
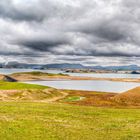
[113,87,140,106]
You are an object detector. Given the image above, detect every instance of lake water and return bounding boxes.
[64,72,140,79]
[0,68,63,75]
[25,80,140,93]
[0,68,140,93]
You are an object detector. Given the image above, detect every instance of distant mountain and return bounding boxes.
[44,63,85,69]
[85,65,140,71]
[3,62,85,69]
[101,65,140,71]
[2,62,140,71]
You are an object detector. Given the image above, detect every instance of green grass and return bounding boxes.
[63,96,85,102]
[0,81,48,90]
[0,102,139,140]
[11,71,69,76]
[0,81,64,101]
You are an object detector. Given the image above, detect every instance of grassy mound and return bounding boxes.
[0,88,64,102]
[10,71,68,76]
[113,87,140,106]
[10,71,69,81]
[0,81,66,102]
[0,81,48,90]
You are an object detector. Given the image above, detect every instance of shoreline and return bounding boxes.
[15,75,140,83]
[2,71,139,83]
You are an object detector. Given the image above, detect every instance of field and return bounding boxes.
[0,81,139,139]
[0,102,140,140]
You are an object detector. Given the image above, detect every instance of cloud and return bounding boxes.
[0,0,46,22]
[16,34,71,51]
[0,0,139,65]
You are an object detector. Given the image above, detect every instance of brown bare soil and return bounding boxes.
[60,90,118,107]
[60,88,140,108]
[112,87,140,106]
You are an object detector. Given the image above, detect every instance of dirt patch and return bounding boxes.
[59,89,140,108]
[59,90,117,107]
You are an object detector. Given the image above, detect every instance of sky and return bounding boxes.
[0,0,139,66]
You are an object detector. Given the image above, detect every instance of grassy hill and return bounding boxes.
[10,71,68,76]
[9,71,69,81]
[0,78,139,139]
[113,87,140,106]
[0,81,66,102]
[0,81,48,90]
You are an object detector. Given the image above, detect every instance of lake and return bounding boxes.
[63,72,140,79]
[0,68,140,93]
[25,80,140,93]
[0,68,63,75]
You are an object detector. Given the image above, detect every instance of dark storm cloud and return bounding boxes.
[14,32,71,52]
[80,21,127,42]
[19,39,69,51]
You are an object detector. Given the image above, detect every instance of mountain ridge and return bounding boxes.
[1,62,140,71]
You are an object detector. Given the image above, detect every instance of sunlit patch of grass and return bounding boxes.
[0,81,48,90]
[11,71,69,76]
[63,96,85,102]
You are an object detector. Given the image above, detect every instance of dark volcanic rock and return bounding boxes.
[2,75,17,82]
[131,71,140,74]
